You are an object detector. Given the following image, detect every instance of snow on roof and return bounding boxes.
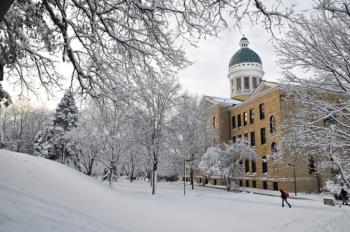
[205,96,242,106]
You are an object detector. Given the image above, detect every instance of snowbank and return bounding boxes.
[1,150,349,232]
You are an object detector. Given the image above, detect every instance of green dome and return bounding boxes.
[229,47,262,67]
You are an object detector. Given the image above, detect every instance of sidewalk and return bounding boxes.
[195,183,318,201]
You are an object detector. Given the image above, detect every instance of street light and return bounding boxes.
[183,157,194,196]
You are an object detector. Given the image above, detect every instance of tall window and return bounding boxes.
[260,128,266,145]
[252,180,257,188]
[252,77,258,88]
[244,77,250,89]
[243,112,248,126]
[324,109,336,127]
[232,116,236,129]
[271,142,277,160]
[244,133,248,144]
[249,109,254,124]
[308,155,317,174]
[270,115,276,133]
[237,114,241,127]
[250,131,255,146]
[245,180,250,187]
[245,159,249,173]
[259,103,265,120]
[232,136,236,143]
[262,156,268,173]
[237,77,242,90]
[251,159,256,173]
[263,181,268,189]
[213,116,216,128]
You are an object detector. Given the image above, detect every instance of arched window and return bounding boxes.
[213,116,216,128]
[270,115,276,133]
[262,156,268,173]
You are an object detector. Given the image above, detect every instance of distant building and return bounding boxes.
[196,37,328,193]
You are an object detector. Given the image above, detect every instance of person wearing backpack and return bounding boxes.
[280,189,292,208]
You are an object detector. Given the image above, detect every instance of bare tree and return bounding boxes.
[277,4,350,188]
[0,0,294,98]
[2,100,51,154]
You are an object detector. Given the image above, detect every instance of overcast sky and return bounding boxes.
[178,26,281,99]
[4,0,314,109]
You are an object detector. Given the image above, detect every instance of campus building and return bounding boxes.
[196,37,326,193]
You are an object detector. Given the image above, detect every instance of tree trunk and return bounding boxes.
[0,0,14,21]
[152,161,157,195]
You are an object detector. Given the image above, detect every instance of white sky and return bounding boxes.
[3,0,314,109]
[178,26,281,99]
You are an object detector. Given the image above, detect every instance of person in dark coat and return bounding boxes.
[280,189,291,208]
[340,188,349,205]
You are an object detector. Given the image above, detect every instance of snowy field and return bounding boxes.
[1,150,350,232]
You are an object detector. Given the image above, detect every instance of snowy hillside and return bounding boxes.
[1,150,350,232]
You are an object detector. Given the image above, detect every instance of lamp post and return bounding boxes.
[183,157,194,196]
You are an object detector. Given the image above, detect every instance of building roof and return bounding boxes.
[229,37,262,67]
[204,96,242,107]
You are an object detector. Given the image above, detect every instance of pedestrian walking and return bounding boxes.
[280,189,292,208]
[340,188,349,205]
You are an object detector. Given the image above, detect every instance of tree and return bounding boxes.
[0,0,293,98]
[130,74,180,195]
[34,91,79,163]
[277,3,350,188]
[167,94,215,187]
[199,139,256,191]
[2,100,50,154]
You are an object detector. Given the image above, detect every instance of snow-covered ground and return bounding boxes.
[1,150,349,232]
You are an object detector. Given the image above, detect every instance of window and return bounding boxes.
[252,77,258,89]
[244,77,250,89]
[250,132,255,146]
[252,180,257,188]
[249,109,254,124]
[237,114,241,127]
[251,159,256,173]
[244,133,248,143]
[245,180,250,187]
[263,181,268,189]
[308,155,317,174]
[243,112,248,126]
[259,103,265,120]
[238,135,242,140]
[237,77,242,90]
[262,156,268,173]
[273,182,279,191]
[270,115,276,133]
[260,128,266,145]
[231,80,235,91]
[271,142,277,160]
[213,116,216,128]
[239,180,243,187]
[324,109,336,127]
[245,160,249,173]
[232,136,236,143]
[232,116,236,129]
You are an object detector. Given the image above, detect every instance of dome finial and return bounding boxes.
[239,36,249,48]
